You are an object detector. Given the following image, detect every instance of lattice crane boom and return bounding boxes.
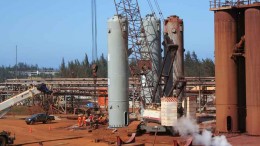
[114,0,162,104]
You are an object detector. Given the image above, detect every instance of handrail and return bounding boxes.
[210,0,260,9]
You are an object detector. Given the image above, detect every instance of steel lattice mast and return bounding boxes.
[114,0,161,104]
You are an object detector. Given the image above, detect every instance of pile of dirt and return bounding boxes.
[7,106,30,115]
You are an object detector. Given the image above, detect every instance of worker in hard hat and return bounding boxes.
[77,115,82,127]
[82,115,87,127]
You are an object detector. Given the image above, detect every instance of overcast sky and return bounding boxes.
[0,0,214,68]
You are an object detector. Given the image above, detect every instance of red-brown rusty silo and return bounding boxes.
[245,7,260,135]
[164,15,184,96]
[215,10,238,132]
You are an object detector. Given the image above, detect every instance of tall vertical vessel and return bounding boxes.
[142,14,162,102]
[245,7,260,135]
[214,11,238,132]
[164,15,184,96]
[107,15,129,128]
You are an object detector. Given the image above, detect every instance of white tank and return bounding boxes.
[141,14,162,103]
[107,15,129,128]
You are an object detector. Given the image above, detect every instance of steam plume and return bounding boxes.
[175,117,232,146]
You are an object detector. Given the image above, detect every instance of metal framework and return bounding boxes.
[0,77,215,114]
[114,0,163,104]
[210,0,260,9]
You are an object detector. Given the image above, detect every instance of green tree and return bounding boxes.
[201,58,215,76]
[184,51,215,77]
[60,58,67,77]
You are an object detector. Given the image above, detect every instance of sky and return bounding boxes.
[0,0,214,68]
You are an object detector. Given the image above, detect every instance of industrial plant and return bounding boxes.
[0,0,260,146]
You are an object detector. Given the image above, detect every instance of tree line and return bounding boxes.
[0,51,214,82]
[59,53,107,78]
[0,63,55,82]
[184,51,215,77]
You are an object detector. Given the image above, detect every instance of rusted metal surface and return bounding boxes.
[164,15,184,97]
[116,133,136,145]
[210,0,260,10]
[245,7,260,135]
[214,10,238,132]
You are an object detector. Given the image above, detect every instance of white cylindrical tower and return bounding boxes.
[107,15,129,128]
[141,14,162,103]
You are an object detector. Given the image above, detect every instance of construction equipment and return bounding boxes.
[0,130,15,146]
[113,0,186,134]
[0,84,51,118]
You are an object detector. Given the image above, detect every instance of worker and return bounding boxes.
[98,115,103,124]
[93,115,99,129]
[88,114,94,128]
[77,115,82,127]
[82,115,87,127]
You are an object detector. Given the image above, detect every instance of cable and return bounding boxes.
[146,0,156,16]
[153,0,164,20]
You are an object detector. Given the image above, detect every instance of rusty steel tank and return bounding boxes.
[164,15,184,96]
[214,10,238,132]
[245,7,260,135]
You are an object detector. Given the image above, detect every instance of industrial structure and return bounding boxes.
[112,0,185,131]
[164,15,184,98]
[0,77,215,116]
[107,15,129,127]
[210,0,260,135]
[0,0,217,134]
[5,0,260,145]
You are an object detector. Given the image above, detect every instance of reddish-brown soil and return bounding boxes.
[1,115,260,146]
[0,116,174,146]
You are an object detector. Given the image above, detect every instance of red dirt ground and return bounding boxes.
[0,116,175,146]
[1,115,260,146]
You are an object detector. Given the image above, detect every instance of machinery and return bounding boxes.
[113,0,186,134]
[0,131,15,146]
[0,84,51,118]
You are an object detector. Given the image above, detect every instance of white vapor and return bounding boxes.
[174,117,232,146]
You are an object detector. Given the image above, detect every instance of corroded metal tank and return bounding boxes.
[107,15,129,128]
[214,11,238,132]
[245,8,260,135]
[164,15,184,96]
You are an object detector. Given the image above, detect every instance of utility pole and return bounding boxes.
[91,0,98,105]
[91,0,97,62]
[15,45,18,79]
